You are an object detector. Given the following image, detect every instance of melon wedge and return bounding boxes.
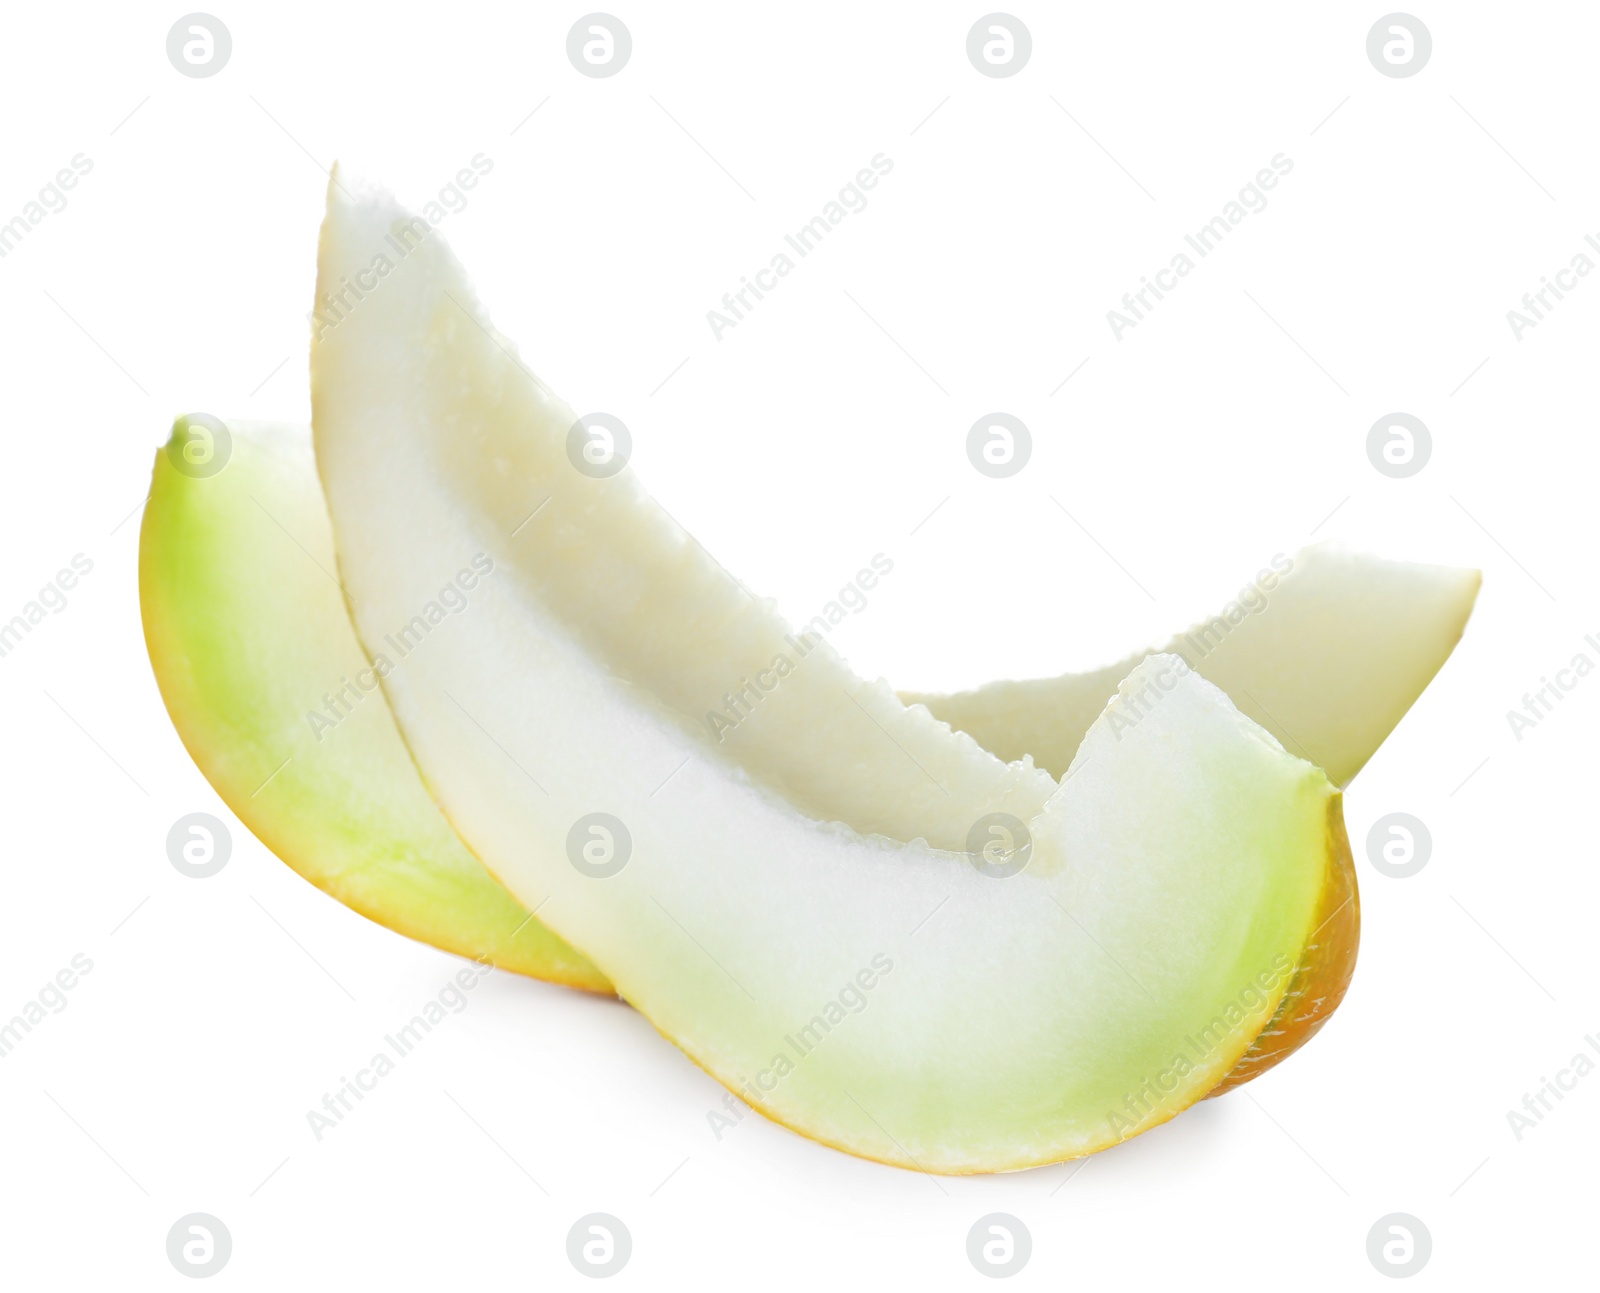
[307,172,1358,1170]
[909,545,1479,788]
[139,415,609,991]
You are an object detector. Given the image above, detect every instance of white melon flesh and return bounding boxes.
[908,544,1479,787]
[313,196,1051,851]
[310,173,1347,1171]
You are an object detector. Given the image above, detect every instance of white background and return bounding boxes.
[0,1,1593,1287]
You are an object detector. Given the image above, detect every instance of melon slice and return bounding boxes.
[307,172,1358,1170]
[908,545,1479,787]
[139,415,609,991]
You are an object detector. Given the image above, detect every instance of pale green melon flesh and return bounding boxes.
[908,545,1479,788]
[308,173,1345,1171]
[139,416,610,991]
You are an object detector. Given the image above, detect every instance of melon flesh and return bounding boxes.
[908,544,1479,788]
[308,172,1351,1170]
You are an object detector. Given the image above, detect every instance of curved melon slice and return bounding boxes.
[309,173,1355,1170]
[908,545,1479,787]
[139,415,610,992]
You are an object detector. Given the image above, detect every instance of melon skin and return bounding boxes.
[1206,795,1359,1097]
